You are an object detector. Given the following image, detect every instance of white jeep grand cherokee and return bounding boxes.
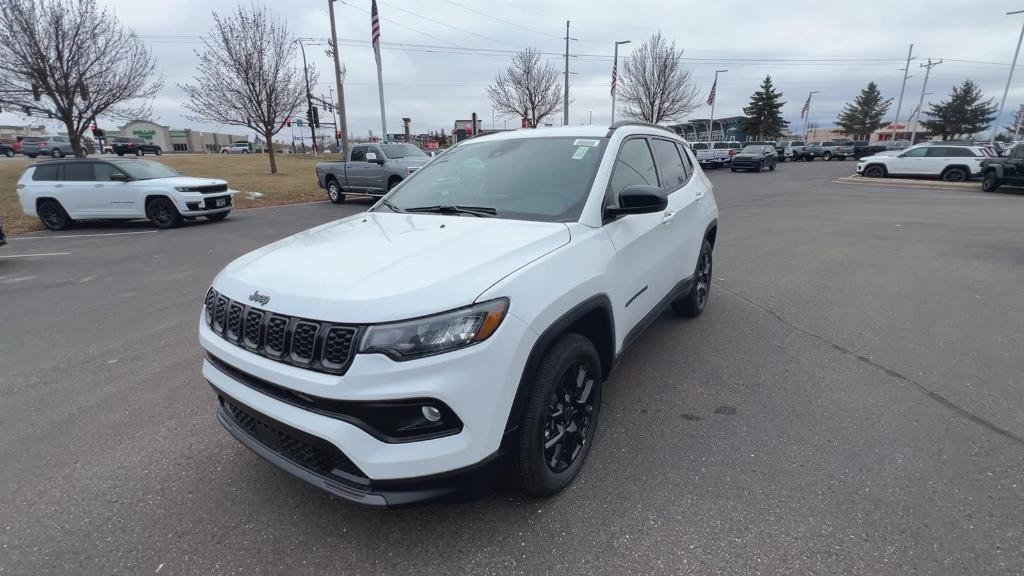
[200,123,719,507]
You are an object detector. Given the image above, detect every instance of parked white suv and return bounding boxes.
[200,123,719,507]
[16,158,233,230]
[857,144,987,181]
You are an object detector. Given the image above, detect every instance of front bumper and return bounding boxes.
[199,306,535,498]
[178,193,233,215]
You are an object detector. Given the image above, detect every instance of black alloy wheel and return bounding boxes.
[37,200,73,231]
[516,333,602,496]
[982,171,1000,192]
[942,168,968,182]
[4,149,13,158]
[863,165,886,178]
[672,240,713,318]
[146,197,183,229]
[135,148,144,156]
[155,148,162,156]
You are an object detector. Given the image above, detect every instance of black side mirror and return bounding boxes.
[605,184,667,218]
[109,173,130,182]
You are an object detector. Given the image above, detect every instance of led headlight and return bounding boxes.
[359,299,509,360]
[175,186,199,192]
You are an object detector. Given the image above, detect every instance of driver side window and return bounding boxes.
[351,146,367,161]
[608,138,659,206]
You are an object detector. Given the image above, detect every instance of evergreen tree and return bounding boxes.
[920,79,997,140]
[742,75,788,139]
[834,82,892,140]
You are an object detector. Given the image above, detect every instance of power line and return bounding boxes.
[384,3,521,49]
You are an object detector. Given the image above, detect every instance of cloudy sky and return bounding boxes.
[4,0,1024,139]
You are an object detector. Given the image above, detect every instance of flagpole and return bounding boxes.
[708,69,726,141]
[611,40,631,125]
[802,91,819,141]
[371,0,387,140]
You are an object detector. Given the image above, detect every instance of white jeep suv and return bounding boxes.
[857,143,988,182]
[200,123,719,507]
[16,158,233,230]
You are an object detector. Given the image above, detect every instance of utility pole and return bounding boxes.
[328,0,350,156]
[328,85,339,151]
[992,10,1024,144]
[910,59,941,144]
[296,39,318,156]
[802,90,819,140]
[889,43,914,143]
[563,20,575,126]
[611,39,631,124]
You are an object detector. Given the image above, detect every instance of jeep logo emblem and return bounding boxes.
[249,290,270,306]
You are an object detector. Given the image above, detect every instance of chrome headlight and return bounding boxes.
[359,299,509,360]
[405,166,418,175]
[176,186,200,192]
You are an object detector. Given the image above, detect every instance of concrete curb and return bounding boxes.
[835,175,980,190]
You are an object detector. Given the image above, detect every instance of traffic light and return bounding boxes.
[311,106,320,128]
[305,108,313,127]
[285,117,292,127]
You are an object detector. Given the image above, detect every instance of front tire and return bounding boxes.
[326,179,346,204]
[146,197,183,229]
[155,148,162,156]
[672,240,713,318]
[769,161,776,171]
[824,152,832,161]
[135,149,144,157]
[730,167,737,172]
[38,200,74,231]
[516,333,602,496]
[863,165,886,178]
[4,149,13,158]
[982,170,1001,192]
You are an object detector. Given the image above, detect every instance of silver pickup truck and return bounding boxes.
[315,142,431,203]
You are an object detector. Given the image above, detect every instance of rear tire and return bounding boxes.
[824,152,832,161]
[37,200,74,231]
[387,177,402,191]
[516,333,602,496]
[672,240,713,318]
[155,148,162,156]
[326,178,346,204]
[730,167,737,172]
[135,149,143,157]
[769,161,776,171]
[146,197,183,229]
[982,170,1001,192]
[4,149,13,158]
[941,167,968,182]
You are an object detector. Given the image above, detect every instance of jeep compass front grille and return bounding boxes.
[203,288,359,375]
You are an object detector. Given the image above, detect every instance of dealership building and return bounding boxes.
[103,119,248,153]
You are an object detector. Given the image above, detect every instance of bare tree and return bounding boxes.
[179,4,308,174]
[619,32,700,124]
[487,48,562,128]
[0,0,161,157]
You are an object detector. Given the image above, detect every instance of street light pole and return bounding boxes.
[991,10,1024,144]
[328,0,350,156]
[910,59,941,144]
[890,43,914,143]
[611,40,631,124]
[708,69,727,141]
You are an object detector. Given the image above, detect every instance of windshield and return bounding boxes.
[115,160,182,180]
[381,143,427,159]
[376,136,607,222]
[741,145,767,154]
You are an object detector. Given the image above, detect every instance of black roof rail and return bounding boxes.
[605,121,678,137]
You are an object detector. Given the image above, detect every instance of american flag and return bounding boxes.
[706,79,716,106]
[371,0,381,56]
[611,62,617,95]
[800,94,811,119]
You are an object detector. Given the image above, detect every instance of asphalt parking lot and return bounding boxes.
[2,160,1022,575]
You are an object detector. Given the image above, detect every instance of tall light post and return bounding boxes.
[708,69,727,141]
[991,10,1024,144]
[610,39,631,124]
[295,39,318,156]
[889,44,914,143]
[802,90,819,140]
[328,0,350,156]
[910,59,941,144]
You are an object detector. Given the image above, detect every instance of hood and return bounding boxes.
[214,212,570,322]
[391,157,430,168]
[138,176,228,187]
[733,154,762,160]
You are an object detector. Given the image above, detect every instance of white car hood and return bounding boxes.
[214,212,571,322]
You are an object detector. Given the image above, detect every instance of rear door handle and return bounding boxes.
[54,184,63,188]
[662,211,677,224]
[94,184,104,187]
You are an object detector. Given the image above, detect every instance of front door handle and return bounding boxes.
[94,184,104,187]
[662,211,677,224]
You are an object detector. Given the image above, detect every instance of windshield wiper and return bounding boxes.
[404,204,497,217]
[378,198,404,212]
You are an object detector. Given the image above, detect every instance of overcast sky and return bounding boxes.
[4,0,1024,139]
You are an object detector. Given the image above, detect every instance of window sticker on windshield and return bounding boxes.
[573,139,600,147]
[572,146,589,160]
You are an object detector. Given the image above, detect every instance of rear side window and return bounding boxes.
[609,138,659,197]
[651,138,687,191]
[676,142,694,178]
[32,164,60,181]
[63,162,95,181]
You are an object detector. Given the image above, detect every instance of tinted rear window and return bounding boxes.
[32,164,59,181]
[63,162,95,181]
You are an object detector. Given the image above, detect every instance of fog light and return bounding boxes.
[186,201,200,210]
[421,405,442,422]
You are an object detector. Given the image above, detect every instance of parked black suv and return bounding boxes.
[980,143,1024,192]
[112,137,162,157]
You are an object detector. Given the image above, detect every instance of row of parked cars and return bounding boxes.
[688,138,903,168]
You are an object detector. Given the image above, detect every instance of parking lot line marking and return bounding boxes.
[0,251,71,258]
[14,231,157,240]
[234,200,329,211]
